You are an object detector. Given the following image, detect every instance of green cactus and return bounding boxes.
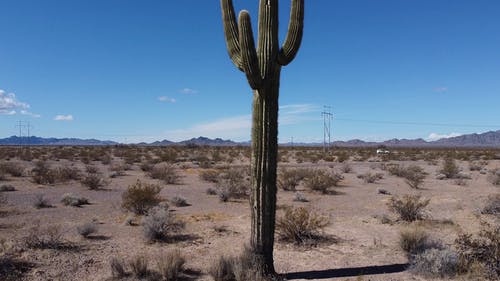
[220,0,304,275]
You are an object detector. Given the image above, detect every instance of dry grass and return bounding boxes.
[121,180,162,215]
[387,194,430,222]
[276,207,329,245]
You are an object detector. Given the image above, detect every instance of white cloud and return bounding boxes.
[427,132,462,141]
[179,88,198,94]
[0,89,33,116]
[164,103,320,141]
[20,110,41,118]
[158,96,176,103]
[433,87,448,93]
[54,114,74,121]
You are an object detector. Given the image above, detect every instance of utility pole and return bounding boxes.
[321,106,333,152]
[16,121,31,146]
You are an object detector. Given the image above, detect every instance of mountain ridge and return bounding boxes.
[0,130,499,147]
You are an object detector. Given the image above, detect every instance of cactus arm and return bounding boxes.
[278,0,304,66]
[257,0,279,79]
[221,0,243,71]
[239,11,262,90]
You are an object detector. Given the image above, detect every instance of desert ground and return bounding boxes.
[0,145,498,281]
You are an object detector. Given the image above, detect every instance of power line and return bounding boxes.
[321,106,333,152]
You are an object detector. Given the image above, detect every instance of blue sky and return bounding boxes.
[1,0,499,143]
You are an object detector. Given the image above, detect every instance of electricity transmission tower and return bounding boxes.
[16,121,32,146]
[321,106,333,152]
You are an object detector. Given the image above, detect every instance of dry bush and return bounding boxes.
[358,172,384,183]
[481,194,500,215]
[293,192,308,202]
[455,221,499,279]
[385,163,407,177]
[0,161,24,177]
[56,166,81,182]
[469,161,487,171]
[303,169,343,194]
[109,257,127,278]
[31,160,57,185]
[404,165,427,189]
[171,195,189,207]
[276,207,329,245]
[216,168,249,202]
[33,194,51,209]
[61,193,89,207]
[487,168,500,185]
[129,255,149,278]
[209,246,267,281]
[0,184,15,192]
[76,222,98,238]
[440,158,460,179]
[81,173,109,190]
[387,194,430,222]
[340,163,353,173]
[277,168,304,191]
[23,223,65,249]
[199,169,221,183]
[142,206,185,242]
[210,255,237,281]
[121,180,162,215]
[410,248,459,278]
[399,227,435,255]
[149,163,181,184]
[85,165,99,174]
[156,248,186,280]
[206,187,218,195]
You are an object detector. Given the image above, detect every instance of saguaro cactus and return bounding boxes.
[220,0,304,275]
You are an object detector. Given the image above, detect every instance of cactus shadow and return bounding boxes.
[284,263,409,280]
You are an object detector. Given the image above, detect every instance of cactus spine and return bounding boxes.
[221,0,304,275]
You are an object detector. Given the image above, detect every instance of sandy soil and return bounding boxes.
[0,147,498,281]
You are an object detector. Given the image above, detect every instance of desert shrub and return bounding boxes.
[469,161,487,171]
[85,165,99,174]
[0,162,24,177]
[121,180,162,215]
[277,168,304,191]
[410,248,459,278]
[142,206,185,242]
[358,172,384,183]
[399,227,434,255]
[385,163,406,177]
[199,169,221,183]
[23,223,64,249]
[377,188,391,195]
[210,255,236,281]
[303,169,343,194]
[61,193,89,207]
[109,257,127,278]
[0,184,15,192]
[129,255,149,278]
[209,246,267,281]
[149,163,181,184]
[481,194,500,215]
[387,194,430,222]
[56,166,81,182]
[171,195,189,207]
[80,173,108,190]
[293,192,308,202]
[156,248,185,280]
[404,165,426,189]
[140,161,154,172]
[33,194,51,209]
[276,207,329,245]
[216,168,249,202]
[31,161,56,185]
[487,168,500,185]
[76,222,98,238]
[440,158,460,179]
[455,222,499,279]
[340,163,352,173]
[206,187,218,195]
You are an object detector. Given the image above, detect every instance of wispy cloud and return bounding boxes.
[0,89,38,116]
[158,96,176,103]
[427,132,462,141]
[164,103,320,141]
[54,114,74,121]
[433,87,448,93]
[179,88,198,95]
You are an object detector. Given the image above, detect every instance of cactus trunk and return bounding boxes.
[220,0,304,275]
[250,69,280,274]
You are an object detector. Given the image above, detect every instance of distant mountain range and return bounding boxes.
[0,130,499,147]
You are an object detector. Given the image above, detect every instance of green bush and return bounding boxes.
[276,207,329,245]
[121,180,162,215]
[387,194,430,222]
